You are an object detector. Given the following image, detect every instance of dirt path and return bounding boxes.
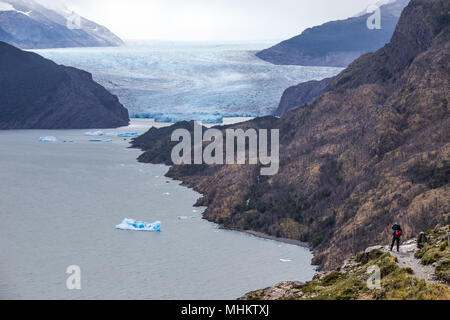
[381,239,445,286]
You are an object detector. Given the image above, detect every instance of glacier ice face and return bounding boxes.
[39,136,57,142]
[116,218,161,232]
[35,43,343,123]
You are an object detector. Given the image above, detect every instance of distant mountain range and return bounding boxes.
[0,0,123,49]
[0,41,129,129]
[256,0,410,67]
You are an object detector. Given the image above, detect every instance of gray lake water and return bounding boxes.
[0,119,315,299]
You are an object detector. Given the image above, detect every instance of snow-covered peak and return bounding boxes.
[0,1,31,15]
[353,0,399,18]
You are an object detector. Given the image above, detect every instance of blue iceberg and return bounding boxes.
[117,132,139,138]
[88,139,113,142]
[116,218,161,232]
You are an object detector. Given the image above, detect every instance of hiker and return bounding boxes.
[390,223,402,252]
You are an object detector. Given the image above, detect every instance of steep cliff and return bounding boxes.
[133,0,449,270]
[0,41,129,129]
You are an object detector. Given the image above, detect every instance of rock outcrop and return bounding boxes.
[0,41,129,129]
[256,0,410,67]
[273,77,333,116]
[0,0,123,49]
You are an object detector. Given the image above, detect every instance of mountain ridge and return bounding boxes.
[0,41,129,129]
[256,0,410,67]
[0,0,123,49]
[132,0,449,270]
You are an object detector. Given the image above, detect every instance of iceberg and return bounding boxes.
[39,136,57,142]
[117,132,139,138]
[178,215,196,220]
[88,139,113,142]
[85,130,104,136]
[116,218,161,232]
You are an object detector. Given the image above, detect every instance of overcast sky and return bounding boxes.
[38,0,385,41]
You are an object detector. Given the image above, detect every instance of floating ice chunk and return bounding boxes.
[118,132,139,138]
[39,136,57,142]
[163,192,170,195]
[280,259,292,262]
[85,130,104,136]
[63,140,74,143]
[192,209,198,213]
[88,139,112,142]
[105,132,117,136]
[178,215,196,220]
[116,218,161,232]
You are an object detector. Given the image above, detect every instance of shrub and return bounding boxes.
[404,266,414,274]
[421,248,444,265]
[321,272,343,286]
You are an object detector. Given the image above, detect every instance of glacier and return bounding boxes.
[116,218,161,232]
[34,42,343,124]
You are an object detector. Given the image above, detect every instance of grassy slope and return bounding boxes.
[242,227,449,300]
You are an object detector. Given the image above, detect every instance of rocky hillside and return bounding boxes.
[256,0,410,67]
[132,0,449,270]
[0,0,123,49]
[273,77,333,116]
[0,41,129,129]
[240,226,449,300]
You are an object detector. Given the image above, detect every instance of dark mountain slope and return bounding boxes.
[274,77,333,116]
[0,41,129,129]
[132,0,449,269]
